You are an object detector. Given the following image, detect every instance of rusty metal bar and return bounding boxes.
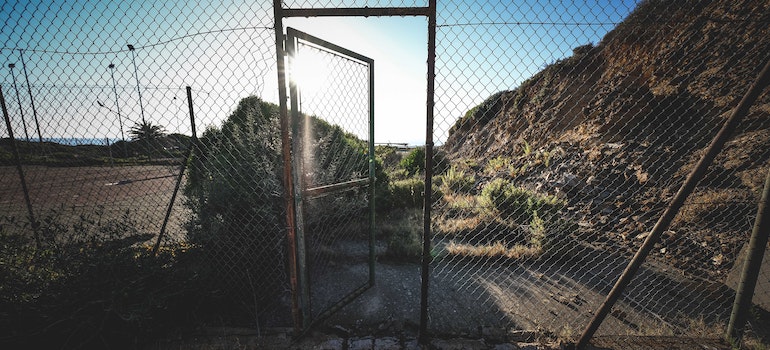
[19,50,43,145]
[305,178,369,198]
[7,64,30,142]
[368,57,376,288]
[419,0,436,345]
[576,58,770,349]
[153,86,197,256]
[273,0,303,335]
[286,27,313,331]
[1,85,39,249]
[727,168,770,343]
[282,7,430,18]
[287,28,374,65]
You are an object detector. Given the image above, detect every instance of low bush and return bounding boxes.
[484,156,515,175]
[184,96,285,320]
[479,178,565,224]
[400,148,425,176]
[384,178,427,209]
[379,209,422,261]
[438,165,476,194]
[398,147,450,177]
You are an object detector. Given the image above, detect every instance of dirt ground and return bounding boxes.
[303,238,736,344]
[0,165,189,240]
[0,166,753,349]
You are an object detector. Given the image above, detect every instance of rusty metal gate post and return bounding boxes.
[273,0,304,334]
[285,29,312,330]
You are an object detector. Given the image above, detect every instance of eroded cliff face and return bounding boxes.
[446,0,769,159]
[442,0,770,278]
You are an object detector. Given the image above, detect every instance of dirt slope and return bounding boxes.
[443,0,770,279]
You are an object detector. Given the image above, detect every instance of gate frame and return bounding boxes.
[272,0,437,339]
[287,26,376,330]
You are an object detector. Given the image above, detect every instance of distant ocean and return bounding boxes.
[31,138,121,146]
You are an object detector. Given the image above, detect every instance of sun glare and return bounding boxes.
[291,49,329,96]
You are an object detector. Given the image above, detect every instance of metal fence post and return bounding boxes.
[727,168,770,343]
[18,50,43,145]
[286,29,313,332]
[575,58,770,349]
[368,60,376,288]
[1,85,39,249]
[152,86,198,256]
[7,63,30,142]
[419,0,437,345]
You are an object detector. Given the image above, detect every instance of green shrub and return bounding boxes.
[387,178,426,209]
[185,96,386,318]
[375,145,401,170]
[438,165,476,194]
[379,178,443,211]
[480,178,565,224]
[529,211,546,250]
[379,209,422,261]
[184,96,285,319]
[484,156,516,175]
[398,147,449,177]
[400,148,425,176]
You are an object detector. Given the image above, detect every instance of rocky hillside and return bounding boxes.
[443,0,770,279]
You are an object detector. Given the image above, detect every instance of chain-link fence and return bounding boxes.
[431,0,770,347]
[1,1,289,346]
[2,0,769,348]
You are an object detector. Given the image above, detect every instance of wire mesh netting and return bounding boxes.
[431,0,770,346]
[0,0,291,342]
[1,0,769,348]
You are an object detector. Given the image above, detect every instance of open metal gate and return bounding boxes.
[285,27,376,330]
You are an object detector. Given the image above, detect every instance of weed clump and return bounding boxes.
[438,165,476,194]
[379,209,423,261]
[380,178,443,211]
[479,178,565,224]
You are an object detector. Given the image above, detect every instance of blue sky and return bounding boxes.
[1,0,639,145]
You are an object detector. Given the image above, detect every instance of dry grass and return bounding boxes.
[445,240,542,260]
[674,188,753,228]
[744,336,770,350]
[435,215,485,236]
[444,193,479,212]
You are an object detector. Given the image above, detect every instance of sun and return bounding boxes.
[290,48,330,97]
